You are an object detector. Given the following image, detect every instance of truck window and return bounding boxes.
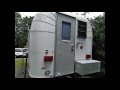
[15,49,22,52]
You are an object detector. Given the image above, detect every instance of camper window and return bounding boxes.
[61,21,71,40]
[77,21,87,38]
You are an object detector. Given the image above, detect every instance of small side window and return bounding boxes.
[62,21,71,40]
[77,21,87,38]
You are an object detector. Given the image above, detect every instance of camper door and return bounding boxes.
[54,13,76,76]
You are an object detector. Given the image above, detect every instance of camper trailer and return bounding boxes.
[28,12,101,78]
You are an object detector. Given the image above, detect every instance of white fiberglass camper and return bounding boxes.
[28,12,101,78]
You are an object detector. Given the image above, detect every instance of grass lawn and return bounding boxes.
[15,58,26,69]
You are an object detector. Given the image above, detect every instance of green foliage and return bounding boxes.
[89,13,105,77]
[15,12,22,29]
[15,12,33,48]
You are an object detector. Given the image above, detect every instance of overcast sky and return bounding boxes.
[19,12,104,19]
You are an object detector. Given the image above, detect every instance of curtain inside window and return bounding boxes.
[62,22,71,40]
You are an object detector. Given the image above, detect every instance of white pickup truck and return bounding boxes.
[15,48,27,58]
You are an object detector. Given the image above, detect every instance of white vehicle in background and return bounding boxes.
[15,48,26,58]
[22,48,28,57]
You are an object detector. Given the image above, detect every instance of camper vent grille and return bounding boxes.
[77,21,87,38]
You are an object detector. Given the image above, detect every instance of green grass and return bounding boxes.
[15,58,26,69]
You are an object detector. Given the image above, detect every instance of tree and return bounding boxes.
[20,16,33,47]
[15,12,22,47]
[89,13,105,77]
[15,12,33,48]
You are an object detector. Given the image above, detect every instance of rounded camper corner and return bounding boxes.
[28,12,56,78]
